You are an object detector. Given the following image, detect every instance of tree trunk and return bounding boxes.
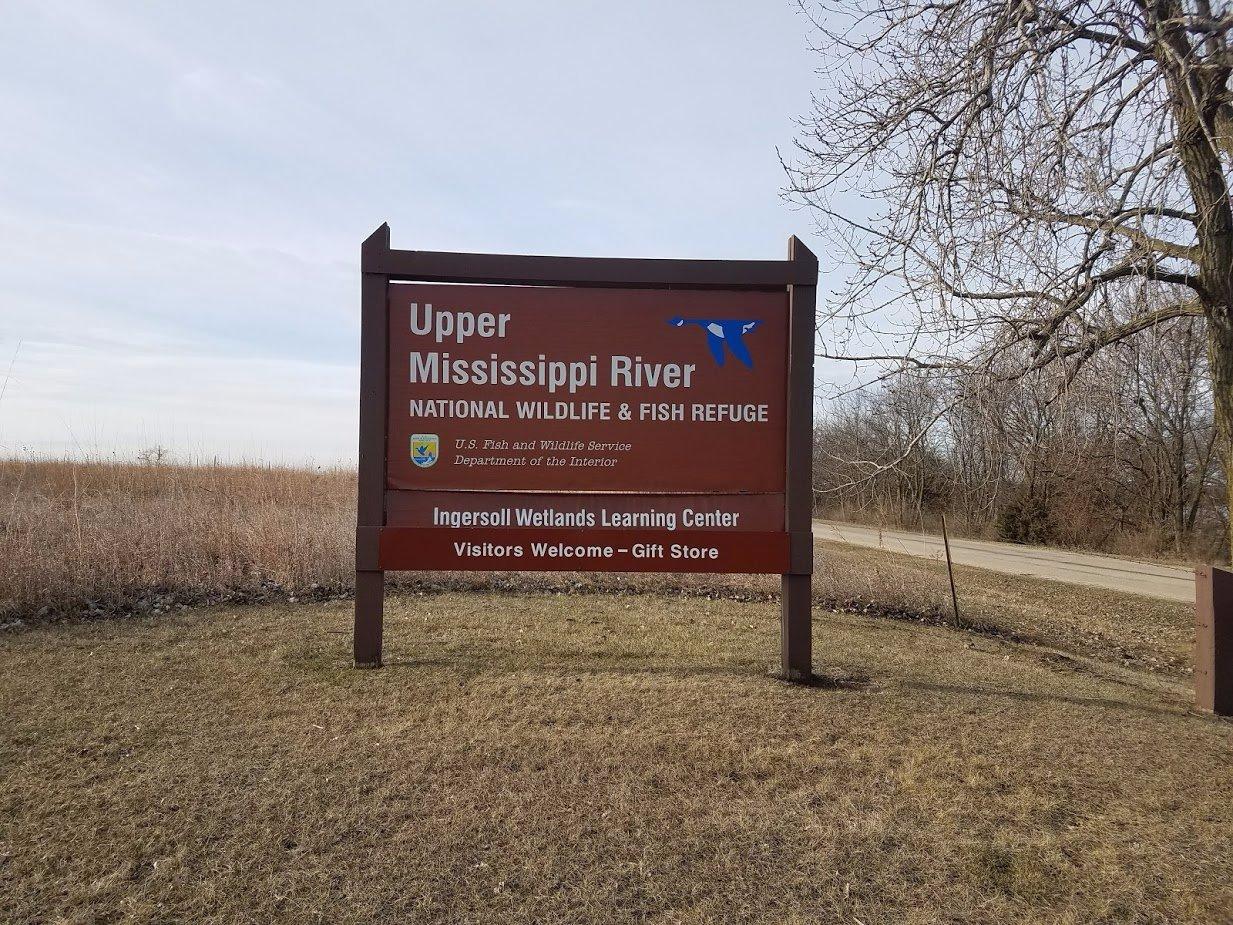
[1207,317,1233,563]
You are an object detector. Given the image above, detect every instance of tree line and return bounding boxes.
[813,315,1226,559]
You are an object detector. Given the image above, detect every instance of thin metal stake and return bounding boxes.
[941,513,961,628]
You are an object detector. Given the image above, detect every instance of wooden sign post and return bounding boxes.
[354,224,817,680]
[1195,565,1233,715]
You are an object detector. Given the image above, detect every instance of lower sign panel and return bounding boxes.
[377,527,790,574]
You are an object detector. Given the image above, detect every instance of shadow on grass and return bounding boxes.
[358,650,1200,722]
[896,678,1197,721]
[363,648,874,693]
[378,653,776,683]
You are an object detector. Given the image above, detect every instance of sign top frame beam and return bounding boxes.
[362,223,816,290]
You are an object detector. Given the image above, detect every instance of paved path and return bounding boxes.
[813,521,1196,603]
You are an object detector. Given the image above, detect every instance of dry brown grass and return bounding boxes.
[1,459,1195,681]
[2,593,1231,924]
[0,459,356,620]
[816,541,1195,675]
[0,459,781,623]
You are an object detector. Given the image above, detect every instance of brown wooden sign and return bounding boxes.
[386,284,788,493]
[355,225,817,680]
[370,528,792,574]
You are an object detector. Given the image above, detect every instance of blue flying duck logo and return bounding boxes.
[668,317,762,368]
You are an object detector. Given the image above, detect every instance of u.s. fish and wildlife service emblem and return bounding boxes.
[410,434,439,468]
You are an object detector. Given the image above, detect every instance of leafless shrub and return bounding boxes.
[815,317,1224,557]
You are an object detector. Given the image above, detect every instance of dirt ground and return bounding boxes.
[2,593,1231,924]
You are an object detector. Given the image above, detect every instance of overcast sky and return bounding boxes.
[0,1,831,464]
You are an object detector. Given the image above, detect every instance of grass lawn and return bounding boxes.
[815,540,1196,675]
[2,592,1231,924]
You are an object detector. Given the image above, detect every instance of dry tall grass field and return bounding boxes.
[0,458,771,621]
[2,593,1231,923]
[0,459,1194,681]
[0,459,356,620]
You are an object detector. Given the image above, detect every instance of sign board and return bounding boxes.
[355,225,816,679]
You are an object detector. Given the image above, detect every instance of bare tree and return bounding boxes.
[814,333,1223,556]
[815,375,949,524]
[788,0,1233,557]
[1119,317,1219,548]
